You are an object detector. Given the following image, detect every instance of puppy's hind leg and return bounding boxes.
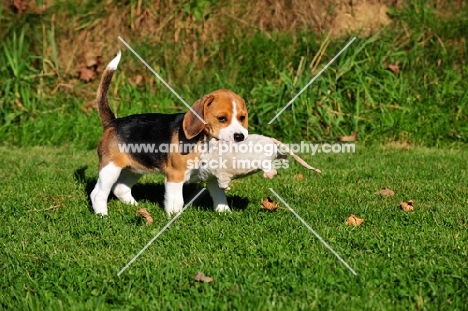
[90,162,122,215]
[112,169,141,205]
[206,179,231,212]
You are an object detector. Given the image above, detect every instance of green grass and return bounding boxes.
[1,145,467,309]
[1,0,468,309]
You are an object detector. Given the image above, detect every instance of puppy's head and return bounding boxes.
[183,89,248,142]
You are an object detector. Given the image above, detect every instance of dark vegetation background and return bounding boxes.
[1,0,467,147]
[1,1,468,310]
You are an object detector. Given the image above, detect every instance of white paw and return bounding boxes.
[96,211,108,216]
[93,206,108,216]
[165,207,178,217]
[165,199,184,217]
[165,208,183,219]
[120,196,138,205]
[91,189,108,215]
[215,203,231,213]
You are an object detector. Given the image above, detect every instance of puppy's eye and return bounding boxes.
[218,116,227,123]
[239,116,246,122]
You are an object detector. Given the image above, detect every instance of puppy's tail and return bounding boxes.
[271,138,322,174]
[96,51,121,127]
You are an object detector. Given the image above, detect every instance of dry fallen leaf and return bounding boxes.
[345,214,364,226]
[85,55,104,74]
[261,197,280,211]
[338,131,359,142]
[95,56,104,73]
[77,66,96,82]
[400,200,414,212]
[386,63,399,75]
[294,173,304,180]
[136,208,154,226]
[376,187,395,196]
[194,271,213,283]
[86,56,99,68]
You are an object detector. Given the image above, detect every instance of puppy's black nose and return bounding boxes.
[234,133,245,142]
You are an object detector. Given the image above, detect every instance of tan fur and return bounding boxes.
[234,97,248,129]
[182,94,214,140]
[164,135,202,182]
[96,69,116,127]
[183,89,248,140]
[97,127,151,172]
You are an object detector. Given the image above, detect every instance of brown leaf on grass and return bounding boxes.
[85,55,104,73]
[376,188,395,196]
[261,197,280,211]
[294,173,304,180]
[194,271,213,283]
[337,131,358,142]
[345,214,364,226]
[13,0,28,14]
[386,63,399,75]
[400,200,414,212]
[77,66,96,82]
[86,55,99,68]
[136,208,154,226]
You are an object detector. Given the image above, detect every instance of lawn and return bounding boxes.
[1,0,468,309]
[1,145,467,309]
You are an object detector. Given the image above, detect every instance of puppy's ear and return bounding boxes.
[183,94,214,139]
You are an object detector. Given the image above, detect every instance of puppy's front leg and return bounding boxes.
[206,179,231,212]
[164,181,185,216]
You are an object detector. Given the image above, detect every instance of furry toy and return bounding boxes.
[198,134,321,189]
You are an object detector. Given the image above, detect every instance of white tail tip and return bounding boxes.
[107,50,121,70]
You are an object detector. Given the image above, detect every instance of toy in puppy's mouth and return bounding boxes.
[197,134,321,190]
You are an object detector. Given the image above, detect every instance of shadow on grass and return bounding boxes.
[73,166,249,213]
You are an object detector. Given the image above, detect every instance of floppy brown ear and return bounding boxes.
[183,94,214,139]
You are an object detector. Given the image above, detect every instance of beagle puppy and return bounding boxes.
[90,51,248,216]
